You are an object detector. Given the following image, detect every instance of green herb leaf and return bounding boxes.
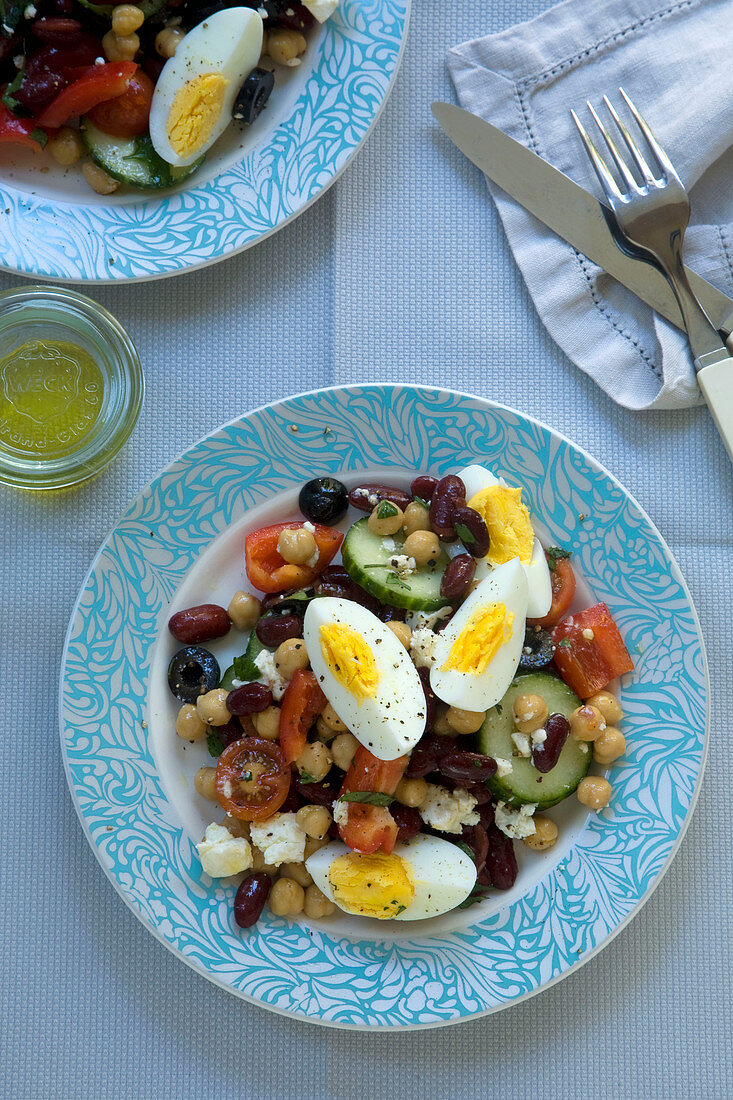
[206,729,224,758]
[458,885,491,909]
[376,500,398,519]
[74,0,116,14]
[340,791,394,807]
[29,126,47,149]
[393,904,408,915]
[557,637,572,649]
[232,653,260,681]
[298,771,316,785]
[412,497,429,509]
[454,522,477,547]
[547,545,572,571]
[2,62,24,112]
[385,572,409,590]
[455,840,475,860]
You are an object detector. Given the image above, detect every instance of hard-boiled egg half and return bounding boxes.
[303,597,426,761]
[457,464,552,619]
[430,558,529,710]
[305,835,476,920]
[149,7,263,168]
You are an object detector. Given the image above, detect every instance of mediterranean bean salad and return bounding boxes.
[0,0,336,194]
[166,466,634,928]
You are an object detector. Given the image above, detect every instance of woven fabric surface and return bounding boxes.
[1,0,731,1097]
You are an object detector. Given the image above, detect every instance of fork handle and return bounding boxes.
[696,355,733,463]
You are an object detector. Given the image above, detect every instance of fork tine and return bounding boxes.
[618,87,681,184]
[603,94,656,185]
[586,100,638,193]
[571,108,624,203]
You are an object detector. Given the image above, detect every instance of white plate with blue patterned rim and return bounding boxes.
[60,384,709,1029]
[0,0,408,284]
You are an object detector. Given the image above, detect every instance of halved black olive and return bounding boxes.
[233,67,275,124]
[518,625,555,672]
[168,646,220,703]
[299,476,348,525]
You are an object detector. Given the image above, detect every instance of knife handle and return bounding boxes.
[696,356,733,463]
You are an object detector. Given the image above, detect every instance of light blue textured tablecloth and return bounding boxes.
[2,1,731,1097]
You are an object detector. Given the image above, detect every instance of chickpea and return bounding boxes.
[274,637,309,680]
[432,706,457,736]
[593,727,626,765]
[175,703,208,742]
[223,815,250,840]
[252,706,281,740]
[194,766,217,801]
[82,161,119,195]
[586,690,624,725]
[196,688,230,726]
[277,526,318,565]
[304,836,329,859]
[402,529,441,567]
[395,776,429,808]
[320,702,347,733]
[269,876,305,916]
[402,501,431,536]
[304,883,336,919]
[569,705,606,742]
[295,804,332,840]
[227,590,260,631]
[315,715,337,742]
[102,29,139,61]
[577,776,613,810]
[112,3,144,35]
[512,692,548,734]
[330,732,358,772]
[367,501,404,537]
[522,815,558,851]
[446,706,485,735]
[155,25,185,58]
[48,126,84,167]
[296,740,332,782]
[266,27,306,65]
[281,861,313,887]
[386,621,411,649]
[251,847,278,875]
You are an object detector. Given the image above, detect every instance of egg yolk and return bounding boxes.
[328,852,414,919]
[166,73,229,156]
[467,485,534,565]
[442,602,514,675]
[319,623,380,704]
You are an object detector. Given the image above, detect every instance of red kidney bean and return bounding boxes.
[452,505,490,558]
[405,734,454,777]
[417,667,437,731]
[255,612,301,647]
[226,682,273,715]
[314,564,351,599]
[532,712,570,773]
[410,474,438,500]
[234,873,272,928]
[476,865,491,888]
[478,802,495,830]
[464,782,493,806]
[16,64,67,113]
[270,1,314,32]
[429,475,465,541]
[460,823,489,872]
[168,604,230,644]
[485,825,518,890]
[391,803,423,843]
[279,786,304,814]
[31,17,83,41]
[377,604,407,622]
[348,484,411,513]
[345,581,381,615]
[439,749,497,786]
[440,554,476,599]
[219,719,245,749]
[294,771,344,805]
[142,54,165,83]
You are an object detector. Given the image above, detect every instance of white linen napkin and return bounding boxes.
[447,0,733,410]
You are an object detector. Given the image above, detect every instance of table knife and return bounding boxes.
[431,102,733,346]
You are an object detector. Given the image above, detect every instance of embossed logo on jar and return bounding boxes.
[0,341,83,423]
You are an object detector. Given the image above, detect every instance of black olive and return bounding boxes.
[518,625,555,672]
[167,646,220,703]
[298,477,348,525]
[233,67,275,124]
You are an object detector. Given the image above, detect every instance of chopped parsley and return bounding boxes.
[412,496,429,509]
[2,64,24,113]
[340,791,394,807]
[557,637,572,649]
[455,840,475,860]
[231,652,260,681]
[298,771,316,785]
[547,545,572,571]
[455,522,477,546]
[206,729,225,758]
[376,500,398,519]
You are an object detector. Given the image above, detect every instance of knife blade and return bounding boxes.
[432,102,733,340]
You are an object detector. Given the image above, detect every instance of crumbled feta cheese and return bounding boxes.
[495,801,537,840]
[24,4,37,17]
[250,813,306,866]
[13,54,23,68]
[579,743,589,754]
[531,727,547,749]
[302,0,338,22]
[302,521,316,533]
[285,57,302,66]
[254,649,287,701]
[389,553,416,579]
[332,799,349,826]
[494,756,514,777]
[511,731,532,757]
[196,823,253,877]
[306,548,319,569]
[353,487,379,507]
[410,627,438,668]
[582,628,595,641]
[419,785,479,834]
[412,605,453,631]
[380,537,396,552]
[94,56,105,65]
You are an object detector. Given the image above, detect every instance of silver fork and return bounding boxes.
[572,89,733,463]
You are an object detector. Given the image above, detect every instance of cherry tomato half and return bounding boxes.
[528,553,576,629]
[87,70,154,137]
[215,737,291,821]
[245,521,343,594]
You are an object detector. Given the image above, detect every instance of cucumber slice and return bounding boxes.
[477,671,590,809]
[81,121,205,190]
[219,629,268,691]
[341,517,450,612]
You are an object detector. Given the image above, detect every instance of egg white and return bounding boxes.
[430,558,529,710]
[303,597,426,761]
[305,835,477,921]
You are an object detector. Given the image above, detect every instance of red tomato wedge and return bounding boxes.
[337,746,407,854]
[528,551,576,629]
[0,103,46,150]
[279,669,326,765]
[215,737,291,821]
[552,602,634,698]
[37,62,137,128]
[245,521,343,593]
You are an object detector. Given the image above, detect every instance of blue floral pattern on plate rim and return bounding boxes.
[0,0,409,284]
[59,384,709,1029]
